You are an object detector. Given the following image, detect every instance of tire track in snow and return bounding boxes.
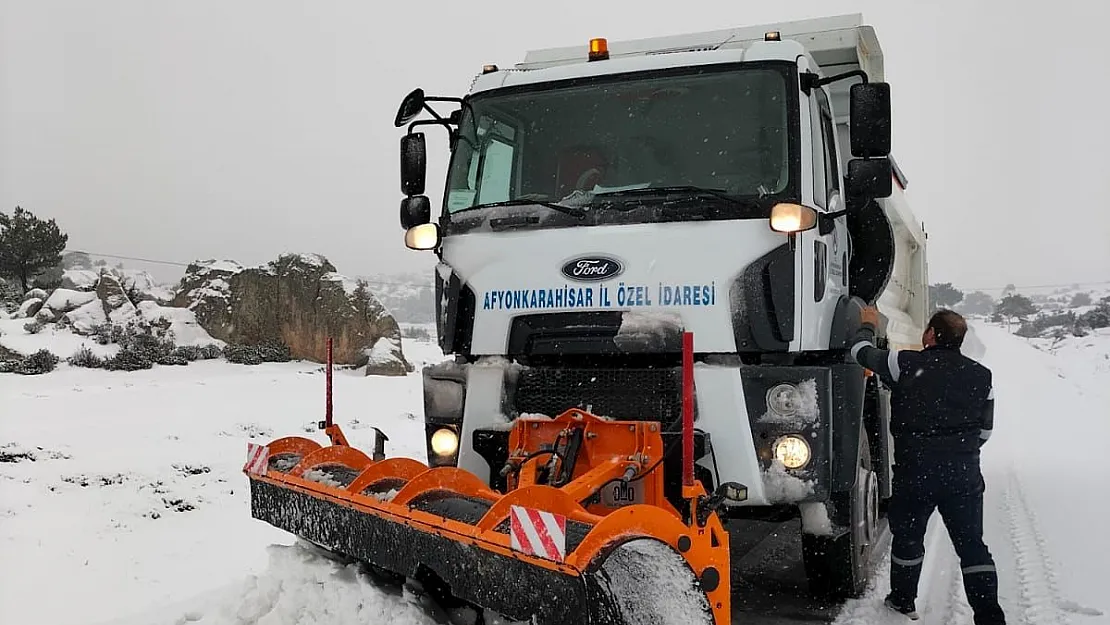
[1002,470,1071,625]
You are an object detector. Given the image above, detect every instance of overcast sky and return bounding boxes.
[1,0,1107,291]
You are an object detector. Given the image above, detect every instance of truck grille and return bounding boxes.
[512,367,684,425]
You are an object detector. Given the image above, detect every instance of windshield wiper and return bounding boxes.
[455,198,587,219]
[590,185,743,205]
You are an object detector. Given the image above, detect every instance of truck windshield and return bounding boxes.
[444,65,793,220]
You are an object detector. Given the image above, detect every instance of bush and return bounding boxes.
[401,326,432,341]
[67,346,105,369]
[224,341,292,365]
[1078,302,1110,330]
[23,320,44,334]
[102,318,176,371]
[10,349,59,375]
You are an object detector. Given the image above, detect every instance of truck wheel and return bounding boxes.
[801,428,877,599]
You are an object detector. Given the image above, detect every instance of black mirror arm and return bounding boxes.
[818,208,850,235]
[801,69,869,94]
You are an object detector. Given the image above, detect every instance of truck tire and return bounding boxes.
[801,427,878,599]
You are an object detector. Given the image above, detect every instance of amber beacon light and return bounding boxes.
[588,37,609,61]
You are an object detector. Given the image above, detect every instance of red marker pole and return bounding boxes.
[682,331,694,488]
[325,337,334,429]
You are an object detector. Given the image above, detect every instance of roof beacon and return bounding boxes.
[588,37,609,61]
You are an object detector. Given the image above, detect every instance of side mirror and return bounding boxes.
[849,82,891,158]
[401,133,427,196]
[404,223,441,251]
[395,88,425,128]
[400,195,432,230]
[847,157,893,199]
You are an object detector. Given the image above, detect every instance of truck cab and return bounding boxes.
[396,14,928,599]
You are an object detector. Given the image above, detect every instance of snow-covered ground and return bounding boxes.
[2,322,1108,625]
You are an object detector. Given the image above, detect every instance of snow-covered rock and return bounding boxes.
[22,288,48,303]
[170,253,411,373]
[61,269,99,291]
[43,288,98,315]
[16,298,43,319]
[60,299,109,335]
[135,302,223,348]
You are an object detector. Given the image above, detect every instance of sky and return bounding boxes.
[1,0,1108,291]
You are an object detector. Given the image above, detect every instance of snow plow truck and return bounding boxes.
[244,13,929,625]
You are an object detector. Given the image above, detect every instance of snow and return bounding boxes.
[0,316,118,359]
[44,288,98,313]
[192,260,244,276]
[3,318,1108,625]
[761,458,816,503]
[136,301,224,348]
[15,297,42,318]
[63,269,100,289]
[760,377,819,425]
[62,298,109,334]
[597,538,713,625]
[102,542,439,625]
[365,336,402,366]
[613,310,684,351]
[0,337,446,625]
[323,271,362,297]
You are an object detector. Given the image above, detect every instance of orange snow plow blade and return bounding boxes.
[244,335,740,625]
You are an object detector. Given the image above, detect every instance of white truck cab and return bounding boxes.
[395,14,928,599]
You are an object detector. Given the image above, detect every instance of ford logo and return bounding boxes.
[561,256,624,282]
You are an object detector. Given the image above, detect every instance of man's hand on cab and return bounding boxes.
[860,306,880,330]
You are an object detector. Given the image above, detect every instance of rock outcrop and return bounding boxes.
[171,254,412,375]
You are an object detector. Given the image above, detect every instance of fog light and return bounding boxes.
[430,428,459,457]
[772,435,811,469]
[767,383,802,416]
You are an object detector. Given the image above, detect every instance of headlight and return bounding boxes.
[405,223,441,250]
[430,427,459,457]
[769,203,817,233]
[767,383,802,416]
[772,435,811,469]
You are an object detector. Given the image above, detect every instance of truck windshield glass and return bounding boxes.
[444,66,791,215]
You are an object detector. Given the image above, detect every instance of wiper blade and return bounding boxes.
[457,198,586,219]
[590,185,742,204]
[587,186,764,214]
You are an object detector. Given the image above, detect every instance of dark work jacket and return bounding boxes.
[850,326,994,468]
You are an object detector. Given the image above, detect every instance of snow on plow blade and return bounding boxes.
[245,409,736,625]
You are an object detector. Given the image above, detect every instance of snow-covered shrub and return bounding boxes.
[103,318,176,371]
[23,320,45,334]
[170,345,202,362]
[199,344,223,360]
[401,325,432,340]
[1079,301,1110,330]
[223,341,292,365]
[66,347,105,369]
[10,349,59,375]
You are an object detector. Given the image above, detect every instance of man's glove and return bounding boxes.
[860,306,880,330]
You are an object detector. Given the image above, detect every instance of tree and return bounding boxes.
[995,294,1038,328]
[1070,292,1092,307]
[959,291,996,316]
[929,282,964,309]
[0,207,69,293]
[62,251,92,270]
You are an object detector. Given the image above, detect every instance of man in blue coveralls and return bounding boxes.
[849,306,1006,624]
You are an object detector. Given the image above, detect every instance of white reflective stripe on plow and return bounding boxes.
[244,443,269,476]
[509,505,566,562]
